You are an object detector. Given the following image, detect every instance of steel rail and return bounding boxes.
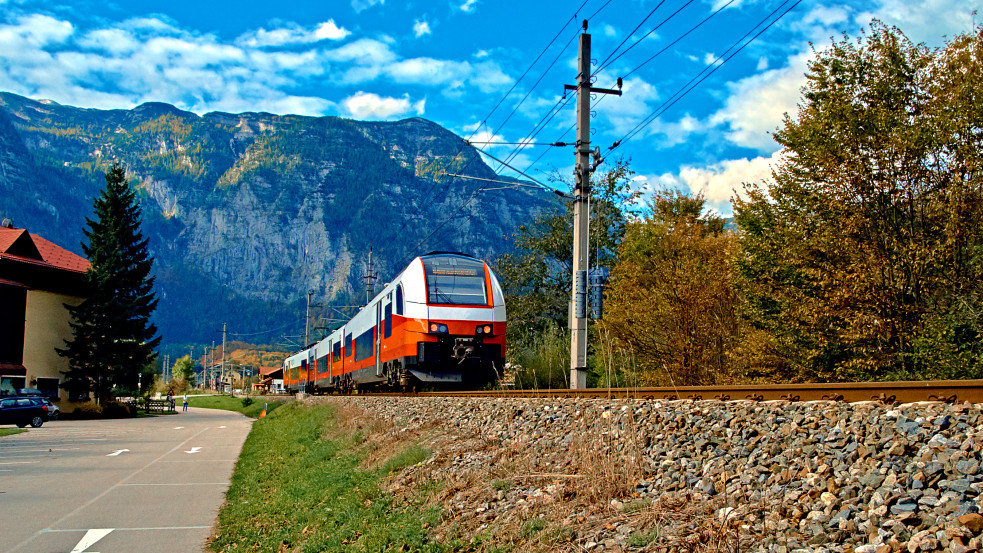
[360,379,983,404]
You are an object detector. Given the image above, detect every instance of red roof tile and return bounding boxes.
[0,227,90,273]
[30,234,90,272]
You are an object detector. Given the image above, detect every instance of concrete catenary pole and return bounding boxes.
[565,22,621,389]
[569,31,592,390]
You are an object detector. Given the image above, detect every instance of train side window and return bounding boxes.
[353,328,374,361]
[345,333,352,356]
[384,303,392,338]
[317,354,328,372]
[333,341,341,362]
[395,285,403,315]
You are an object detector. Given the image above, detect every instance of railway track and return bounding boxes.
[365,379,983,404]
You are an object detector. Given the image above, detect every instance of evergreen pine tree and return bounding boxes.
[60,162,161,403]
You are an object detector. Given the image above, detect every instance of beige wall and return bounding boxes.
[23,290,83,404]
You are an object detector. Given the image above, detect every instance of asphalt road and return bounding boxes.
[0,407,253,553]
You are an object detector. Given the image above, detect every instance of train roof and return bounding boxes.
[421,251,478,259]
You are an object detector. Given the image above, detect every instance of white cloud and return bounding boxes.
[859,0,977,44]
[388,57,470,85]
[469,61,511,93]
[596,75,660,135]
[459,0,479,13]
[342,91,425,119]
[677,150,784,212]
[0,8,512,120]
[352,0,384,13]
[314,20,350,41]
[710,51,809,153]
[236,19,350,47]
[0,14,74,47]
[756,56,768,70]
[413,20,431,38]
[603,24,618,37]
[0,14,338,116]
[327,38,397,65]
[803,5,849,26]
[77,28,140,55]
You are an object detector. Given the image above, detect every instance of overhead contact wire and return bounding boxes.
[611,0,802,153]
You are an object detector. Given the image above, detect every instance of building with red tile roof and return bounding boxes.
[0,222,91,405]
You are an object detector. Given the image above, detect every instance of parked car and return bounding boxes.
[42,398,60,420]
[0,396,49,427]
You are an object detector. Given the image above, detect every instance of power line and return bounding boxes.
[594,0,668,74]
[610,0,803,154]
[498,92,576,169]
[466,0,592,143]
[489,28,581,158]
[621,0,736,79]
[518,0,729,178]
[594,0,701,77]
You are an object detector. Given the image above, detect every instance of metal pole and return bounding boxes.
[570,32,592,390]
[305,290,312,348]
[364,246,375,306]
[221,323,226,394]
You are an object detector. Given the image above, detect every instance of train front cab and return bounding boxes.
[399,253,506,386]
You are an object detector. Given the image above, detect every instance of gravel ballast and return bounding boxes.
[319,396,983,552]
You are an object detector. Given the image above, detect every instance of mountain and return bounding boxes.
[0,92,556,347]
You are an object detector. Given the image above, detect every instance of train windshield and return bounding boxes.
[422,255,487,305]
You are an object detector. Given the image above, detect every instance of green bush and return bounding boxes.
[240,397,254,408]
[68,402,103,419]
[102,401,137,418]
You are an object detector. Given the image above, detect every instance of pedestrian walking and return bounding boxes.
[182,393,189,412]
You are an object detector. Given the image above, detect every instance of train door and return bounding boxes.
[306,349,315,392]
[375,300,383,377]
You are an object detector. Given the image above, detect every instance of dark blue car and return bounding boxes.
[0,396,49,427]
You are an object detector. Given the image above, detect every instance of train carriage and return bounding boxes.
[284,252,506,393]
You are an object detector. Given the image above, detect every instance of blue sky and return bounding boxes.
[0,0,978,214]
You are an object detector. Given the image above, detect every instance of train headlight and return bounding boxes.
[429,323,448,334]
[483,325,492,334]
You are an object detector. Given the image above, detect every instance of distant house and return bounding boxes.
[257,366,284,393]
[0,222,90,403]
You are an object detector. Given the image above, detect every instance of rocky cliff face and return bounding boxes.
[0,92,555,344]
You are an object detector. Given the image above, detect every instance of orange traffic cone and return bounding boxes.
[259,402,267,418]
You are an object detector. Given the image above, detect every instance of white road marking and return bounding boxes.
[173,427,184,429]
[8,426,212,553]
[218,425,226,428]
[69,528,113,553]
[0,461,39,465]
[184,447,201,454]
[106,449,129,457]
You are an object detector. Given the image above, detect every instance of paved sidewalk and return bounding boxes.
[0,407,253,553]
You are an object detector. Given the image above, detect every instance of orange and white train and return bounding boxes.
[282,252,506,392]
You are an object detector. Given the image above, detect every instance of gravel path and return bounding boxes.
[318,396,983,552]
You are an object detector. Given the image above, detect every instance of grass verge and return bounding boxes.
[0,428,27,437]
[208,402,446,553]
[188,395,282,418]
